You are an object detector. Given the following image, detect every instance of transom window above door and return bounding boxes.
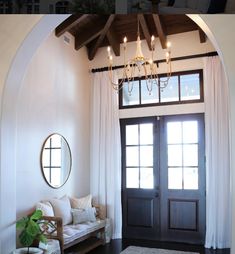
[119,70,203,109]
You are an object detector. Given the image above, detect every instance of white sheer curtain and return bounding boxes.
[90,71,122,239]
[204,56,231,249]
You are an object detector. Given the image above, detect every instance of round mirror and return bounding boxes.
[41,134,72,188]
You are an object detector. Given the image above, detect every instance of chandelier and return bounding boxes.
[107,18,172,96]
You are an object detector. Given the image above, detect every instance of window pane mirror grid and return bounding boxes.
[167,120,199,190]
[51,148,62,167]
[51,167,61,187]
[51,134,62,147]
[125,123,154,189]
[120,70,203,108]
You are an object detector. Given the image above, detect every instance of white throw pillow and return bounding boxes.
[70,194,92,209]
[36,201,54,217]
[187,0,198,9]
[196,0,210,13]
[50,195,72,225]
[173,0,187,8]
[71,207,96,225]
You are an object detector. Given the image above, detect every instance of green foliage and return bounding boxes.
[72,0,115,13]
[16,210,47,248]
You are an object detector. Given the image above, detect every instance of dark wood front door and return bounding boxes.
[121,117,160,240]
[121,114,206,244]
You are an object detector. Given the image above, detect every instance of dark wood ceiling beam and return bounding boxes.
[106,26,120,56]
[55,14,89,37]
[88,15,116,61]
[198,28,206,43]
[138,14,151,50]
[75,20,107,51]
[152,14,167,49]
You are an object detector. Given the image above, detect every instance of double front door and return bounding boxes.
[121,114,205,244]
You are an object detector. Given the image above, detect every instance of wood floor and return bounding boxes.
[66,238,230,254]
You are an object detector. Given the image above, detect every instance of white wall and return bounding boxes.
[15,31,91,217]
[0,15,42,114]
[89,30,214,118]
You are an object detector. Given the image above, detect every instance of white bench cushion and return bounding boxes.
[63,219,106,245]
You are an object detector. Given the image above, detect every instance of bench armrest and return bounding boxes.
[41,216,64,253]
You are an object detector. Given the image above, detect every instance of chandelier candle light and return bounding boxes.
[107,20,172,96]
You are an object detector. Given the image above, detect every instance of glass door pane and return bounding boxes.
[125,123,154,189]
[167,120,199,190]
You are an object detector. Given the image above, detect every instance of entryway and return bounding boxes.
[121,114,205,244]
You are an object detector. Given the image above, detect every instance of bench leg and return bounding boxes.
[101,227,106,245]
[59,241,64,254]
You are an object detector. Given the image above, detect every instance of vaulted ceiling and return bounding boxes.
[55,14,206,61]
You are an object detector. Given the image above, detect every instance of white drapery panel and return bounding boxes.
[90,71,122,239]
[204,56,231,249]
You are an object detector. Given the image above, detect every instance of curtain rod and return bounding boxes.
[91,51,218,73]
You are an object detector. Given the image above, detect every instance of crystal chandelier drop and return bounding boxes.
[107,18,172,96]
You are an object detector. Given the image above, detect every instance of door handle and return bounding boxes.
[155,186,160,198]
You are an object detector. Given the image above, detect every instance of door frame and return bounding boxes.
[160,113,206,244]
[120,113,206,244]
[120,116,161,240]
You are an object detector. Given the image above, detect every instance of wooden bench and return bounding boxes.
[41,216,106,254]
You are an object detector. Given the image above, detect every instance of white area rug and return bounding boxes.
[120,246,199,254]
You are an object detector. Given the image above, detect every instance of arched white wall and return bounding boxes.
[1,14,235,253]
[189,14,235,252]
[0,15,69,253]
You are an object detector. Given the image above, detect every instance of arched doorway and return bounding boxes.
[0,14,234,253]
